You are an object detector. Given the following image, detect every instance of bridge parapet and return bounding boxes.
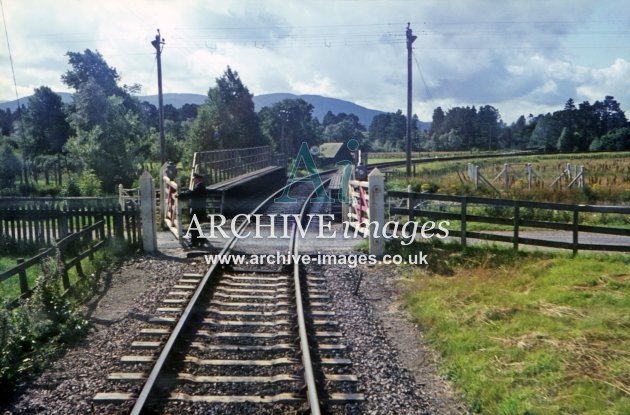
[190,146,276,188]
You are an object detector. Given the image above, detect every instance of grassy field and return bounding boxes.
[402,243,629,414]
[387,152,630,204]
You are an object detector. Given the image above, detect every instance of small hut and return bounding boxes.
[319,142,353,165]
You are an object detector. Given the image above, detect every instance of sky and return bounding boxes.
[0,0,629,124]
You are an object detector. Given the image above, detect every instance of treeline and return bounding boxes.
[0,49,376,196]
[425,97,629,152]
[1,48,628,196]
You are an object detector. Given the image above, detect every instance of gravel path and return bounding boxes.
[2,242,466,414]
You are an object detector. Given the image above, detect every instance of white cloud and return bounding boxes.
[0,0,628,124]
[577,58,630,102]
[289,74,345,97]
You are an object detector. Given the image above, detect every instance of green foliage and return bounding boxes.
[422,96,628,153]
[66,93,141,192]
[0,258,89,397]
[589,127,630,152]
[61,176,81,197]
[22,86,70,158]
[187,66,266,156]
[259,98,321,155]
[0,144,22,188]
[0,242,126,397]
[184,104,220,162]
[77,169,102,196]
[62,50,146,192]
[368,110,407,151]
[62,49,121,97]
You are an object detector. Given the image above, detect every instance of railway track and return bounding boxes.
[94,174,364,414]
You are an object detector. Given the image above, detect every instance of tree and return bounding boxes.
[63,50,144,191]
[596,96,627,134]
[557,127,575,152]
[184,104,220,162]
[0,143,22,188]
[476,105,500,150]
[368,111,406,150]
[323,118,364,143]
[66,94,141,191]
[529,114,561,152]
[510,115,530,148]
[22,86,70,156]
[589,127,630,151]
[429,107,445,136]
[0,108,12,136]
[322,111,338,127]
[259,98,320,155]
[188,67,266,152]
[62,49,122,97]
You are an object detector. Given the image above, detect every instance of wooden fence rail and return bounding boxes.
[0,202,141,247]
[0,220,107,307]
[389,191,630,254]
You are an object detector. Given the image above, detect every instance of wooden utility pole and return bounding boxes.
[151,29,166,165]
[406,23,417,178]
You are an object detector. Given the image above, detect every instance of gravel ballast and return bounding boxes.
[317,262,466,415]
[2,241,466,414]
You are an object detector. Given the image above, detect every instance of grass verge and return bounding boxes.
[400,242,629,414]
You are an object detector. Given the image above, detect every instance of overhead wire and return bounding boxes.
[0,0,26,138]
[1,0,21,107]
[412,51,433,103]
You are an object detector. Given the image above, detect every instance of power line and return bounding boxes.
[412,51,433,103]
[0,0,23,111]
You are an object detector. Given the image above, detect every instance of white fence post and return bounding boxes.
[140,171,157,252]
[368,168,385,258]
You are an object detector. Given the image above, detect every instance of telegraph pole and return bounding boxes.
[151,29,166,165]
[406,23,417,178]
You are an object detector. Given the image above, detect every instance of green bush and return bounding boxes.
[18,183,38,196]
[0,257,89,398]
[78,169,103,196]
[61,177,81,197]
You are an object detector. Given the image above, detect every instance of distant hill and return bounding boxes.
[0,91,430,130]
[137,93,207,108]
[140,92,387,127]
[252,93,385,128]
[0,92,207,112]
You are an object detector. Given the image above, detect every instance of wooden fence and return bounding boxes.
[0,220,107,307]
[0,198,141,247]
[389,191,630,254]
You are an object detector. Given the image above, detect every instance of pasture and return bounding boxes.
[388,152,630,205]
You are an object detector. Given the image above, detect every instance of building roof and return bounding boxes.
[319,142,346,158]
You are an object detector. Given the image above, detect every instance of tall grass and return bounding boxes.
[388,152,630,204]
[401,242,630,414]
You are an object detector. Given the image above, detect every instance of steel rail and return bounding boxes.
[288,178,333,415]
[130,174,331,414]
